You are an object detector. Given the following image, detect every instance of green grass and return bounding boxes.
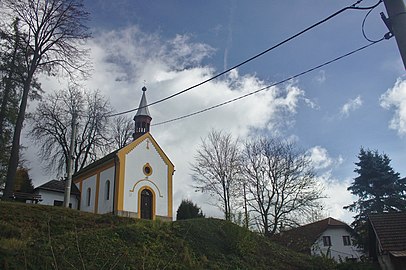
[0,201,338,269]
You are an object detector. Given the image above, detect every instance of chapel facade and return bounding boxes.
[72,87,174,220]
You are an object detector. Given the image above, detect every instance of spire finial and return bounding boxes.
[142,86,147,92]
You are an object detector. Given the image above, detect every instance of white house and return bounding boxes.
[274,217,363,262]
[34,86,175,221]
[33,179,80,209]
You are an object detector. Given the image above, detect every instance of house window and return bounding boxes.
[53,200,63,207]
[343,235,351,246]
[323,236,332,246]
[87,188,91,206]
[53,200,72,208]
[105,180,110,200]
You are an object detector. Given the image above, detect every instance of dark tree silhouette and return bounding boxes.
[344,148,406,250]
[176,199,205,220]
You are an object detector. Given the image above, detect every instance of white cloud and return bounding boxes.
[308,146,343,170]
[315,70,326,83]
[323,177,355,224]
[309,146,333,170]
[380,78,406,136]
[340,95,363,118]
[307,146,352,223]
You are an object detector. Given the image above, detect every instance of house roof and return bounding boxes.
[272,217,351,253]
[369,212,406,253]
[35,179,81,195]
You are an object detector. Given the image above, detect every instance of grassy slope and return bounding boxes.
[0,202,334,270]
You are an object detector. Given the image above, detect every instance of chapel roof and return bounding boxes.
[72,132,174,180]
[369,212,406,253]
[72,149,118,179]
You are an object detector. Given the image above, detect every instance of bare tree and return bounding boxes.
[242,137,324,236]
[191,130,241,221]
[1,0,91,199]
[110,115,133,149]
[30,87,112,176]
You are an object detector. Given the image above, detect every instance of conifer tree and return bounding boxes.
[176,199,205,220]
[344,148,406,250]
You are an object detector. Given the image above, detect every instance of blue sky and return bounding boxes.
[28,0,405,223]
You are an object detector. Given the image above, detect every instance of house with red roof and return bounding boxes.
[272,217,363,262]
[369,212,406,270]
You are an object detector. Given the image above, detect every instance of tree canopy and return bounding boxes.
[242,136,323,236]
[192,130,241,221]
[29,87,116,176]
[191,130,325,235]
[344,148,406,249]
[176,199,205,220]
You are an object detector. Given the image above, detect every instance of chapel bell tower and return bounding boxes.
[133,86,152,140]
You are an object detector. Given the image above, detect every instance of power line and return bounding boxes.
[152,39,386,127]
[108,0,381,118]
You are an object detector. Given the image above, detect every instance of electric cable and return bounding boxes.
[152,38,385,127]
[362,0,384,42]
[107,0,382,118]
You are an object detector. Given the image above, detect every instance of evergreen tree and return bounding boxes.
[0,18,42,188]
[344,148,406,250]
[14,167,34,193]
[176,199,205,220]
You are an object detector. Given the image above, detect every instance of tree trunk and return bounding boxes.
[243,183,249,228]
[3,71,33,200]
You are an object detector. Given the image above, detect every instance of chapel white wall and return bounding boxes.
[97,166,115,214]
[80,175,96,213]
[123,138,169,217]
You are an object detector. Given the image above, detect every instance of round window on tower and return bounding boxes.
[143,163,153,177]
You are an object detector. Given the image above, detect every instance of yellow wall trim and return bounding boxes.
[95,173,100,214]
[129,178,163,197]
[168,167,173,218]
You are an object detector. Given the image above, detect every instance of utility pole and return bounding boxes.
[243,182,249,229]
[383,0,406,69]
[63,111,77,208]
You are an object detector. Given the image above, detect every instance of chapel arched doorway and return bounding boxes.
[140,189,153,219]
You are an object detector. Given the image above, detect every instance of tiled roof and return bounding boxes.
[35,179,80,195]
[72,149,118,178]
[272,217,351,253]
[369,212,406,252]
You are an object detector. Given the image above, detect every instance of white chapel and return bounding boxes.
[35,87,175,220]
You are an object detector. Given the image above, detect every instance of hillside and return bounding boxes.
[0,202,335,270]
